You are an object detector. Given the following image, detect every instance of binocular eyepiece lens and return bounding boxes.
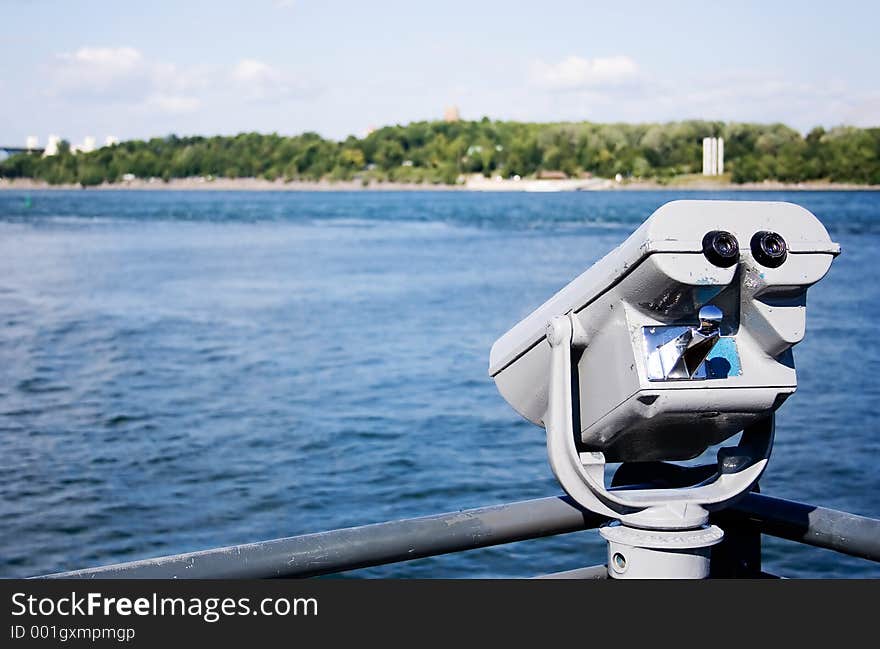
[750,231,788,268]
[702,230,739,268]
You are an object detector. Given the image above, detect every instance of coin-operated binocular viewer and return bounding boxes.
[489,201,839,578]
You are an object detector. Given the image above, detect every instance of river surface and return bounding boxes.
[1,189,877,578]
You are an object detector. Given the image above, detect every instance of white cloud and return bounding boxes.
[523,55,879,131]
[529,55,639,91]
[231,58,278,84]
[50,46,201,114]
[230,58,315,101]
[150,62,203,95]
[60,46,143,74]
[145,94,201,114]
[45,47,319,123]
[53,46,147,96]
[654,74,879,130]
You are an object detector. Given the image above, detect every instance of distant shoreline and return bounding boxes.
[2,176,879,192]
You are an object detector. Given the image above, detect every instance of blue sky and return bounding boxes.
[1,0,878,146]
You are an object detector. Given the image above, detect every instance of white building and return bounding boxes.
[43,135,61,157]
[26,136,39,151]
[72,136,96,154]
[39,134,119,156]
[702,137,725,176]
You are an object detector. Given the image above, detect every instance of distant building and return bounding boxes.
[38,134,115,156]
[43,135,61,157]
[72,136,96,154]
[444,106,460,122]
[702,137,724,176]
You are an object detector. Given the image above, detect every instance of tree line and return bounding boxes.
[2,119,879,186]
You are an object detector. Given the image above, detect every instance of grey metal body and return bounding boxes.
[40,493,880,579]
[489,200,839,574]
[490,201,839,463]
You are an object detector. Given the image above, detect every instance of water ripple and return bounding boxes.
[0,189,877,578]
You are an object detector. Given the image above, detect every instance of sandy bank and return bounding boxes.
[0,177,461,192]
[2,176,878,192]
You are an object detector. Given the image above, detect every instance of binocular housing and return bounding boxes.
[490,201,839,464]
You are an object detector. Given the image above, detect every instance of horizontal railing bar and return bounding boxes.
[38,492,880,579]
[724,493,880,563]
[41,496,607,579]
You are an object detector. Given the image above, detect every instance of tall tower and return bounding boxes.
[702,137,724,176]
[443,106,460,122]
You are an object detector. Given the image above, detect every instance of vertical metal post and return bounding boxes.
[710,488,763,578]
[709,518,761,578]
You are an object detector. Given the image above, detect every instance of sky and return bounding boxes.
[1,0,878,146]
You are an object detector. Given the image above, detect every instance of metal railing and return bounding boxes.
[39,492,880,579]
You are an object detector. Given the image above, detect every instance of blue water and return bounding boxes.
[0,189,877,578]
